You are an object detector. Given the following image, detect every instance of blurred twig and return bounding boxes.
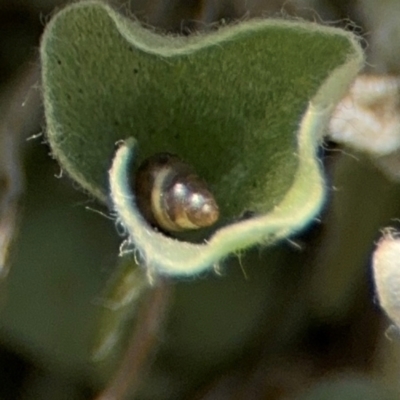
[0,61,41,279]
[95,278,172,400]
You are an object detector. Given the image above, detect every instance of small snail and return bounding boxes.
[134,153,219,232]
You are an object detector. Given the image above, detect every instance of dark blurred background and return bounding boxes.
[1,1,400,399]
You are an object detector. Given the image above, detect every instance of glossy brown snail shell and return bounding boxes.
[134,153,219,232]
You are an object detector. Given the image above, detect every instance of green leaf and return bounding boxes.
[41,1,363,275]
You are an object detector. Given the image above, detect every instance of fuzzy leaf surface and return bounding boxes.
[41,1,363,274]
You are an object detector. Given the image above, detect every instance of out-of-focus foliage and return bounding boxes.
[1,1,400,400]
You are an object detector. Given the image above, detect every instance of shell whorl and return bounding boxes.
[134,153,219,232]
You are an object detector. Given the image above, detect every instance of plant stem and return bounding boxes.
[94,277,172,400]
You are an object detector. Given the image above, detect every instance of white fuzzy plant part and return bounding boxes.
[329,74,400,156]
[373,229,400,329]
